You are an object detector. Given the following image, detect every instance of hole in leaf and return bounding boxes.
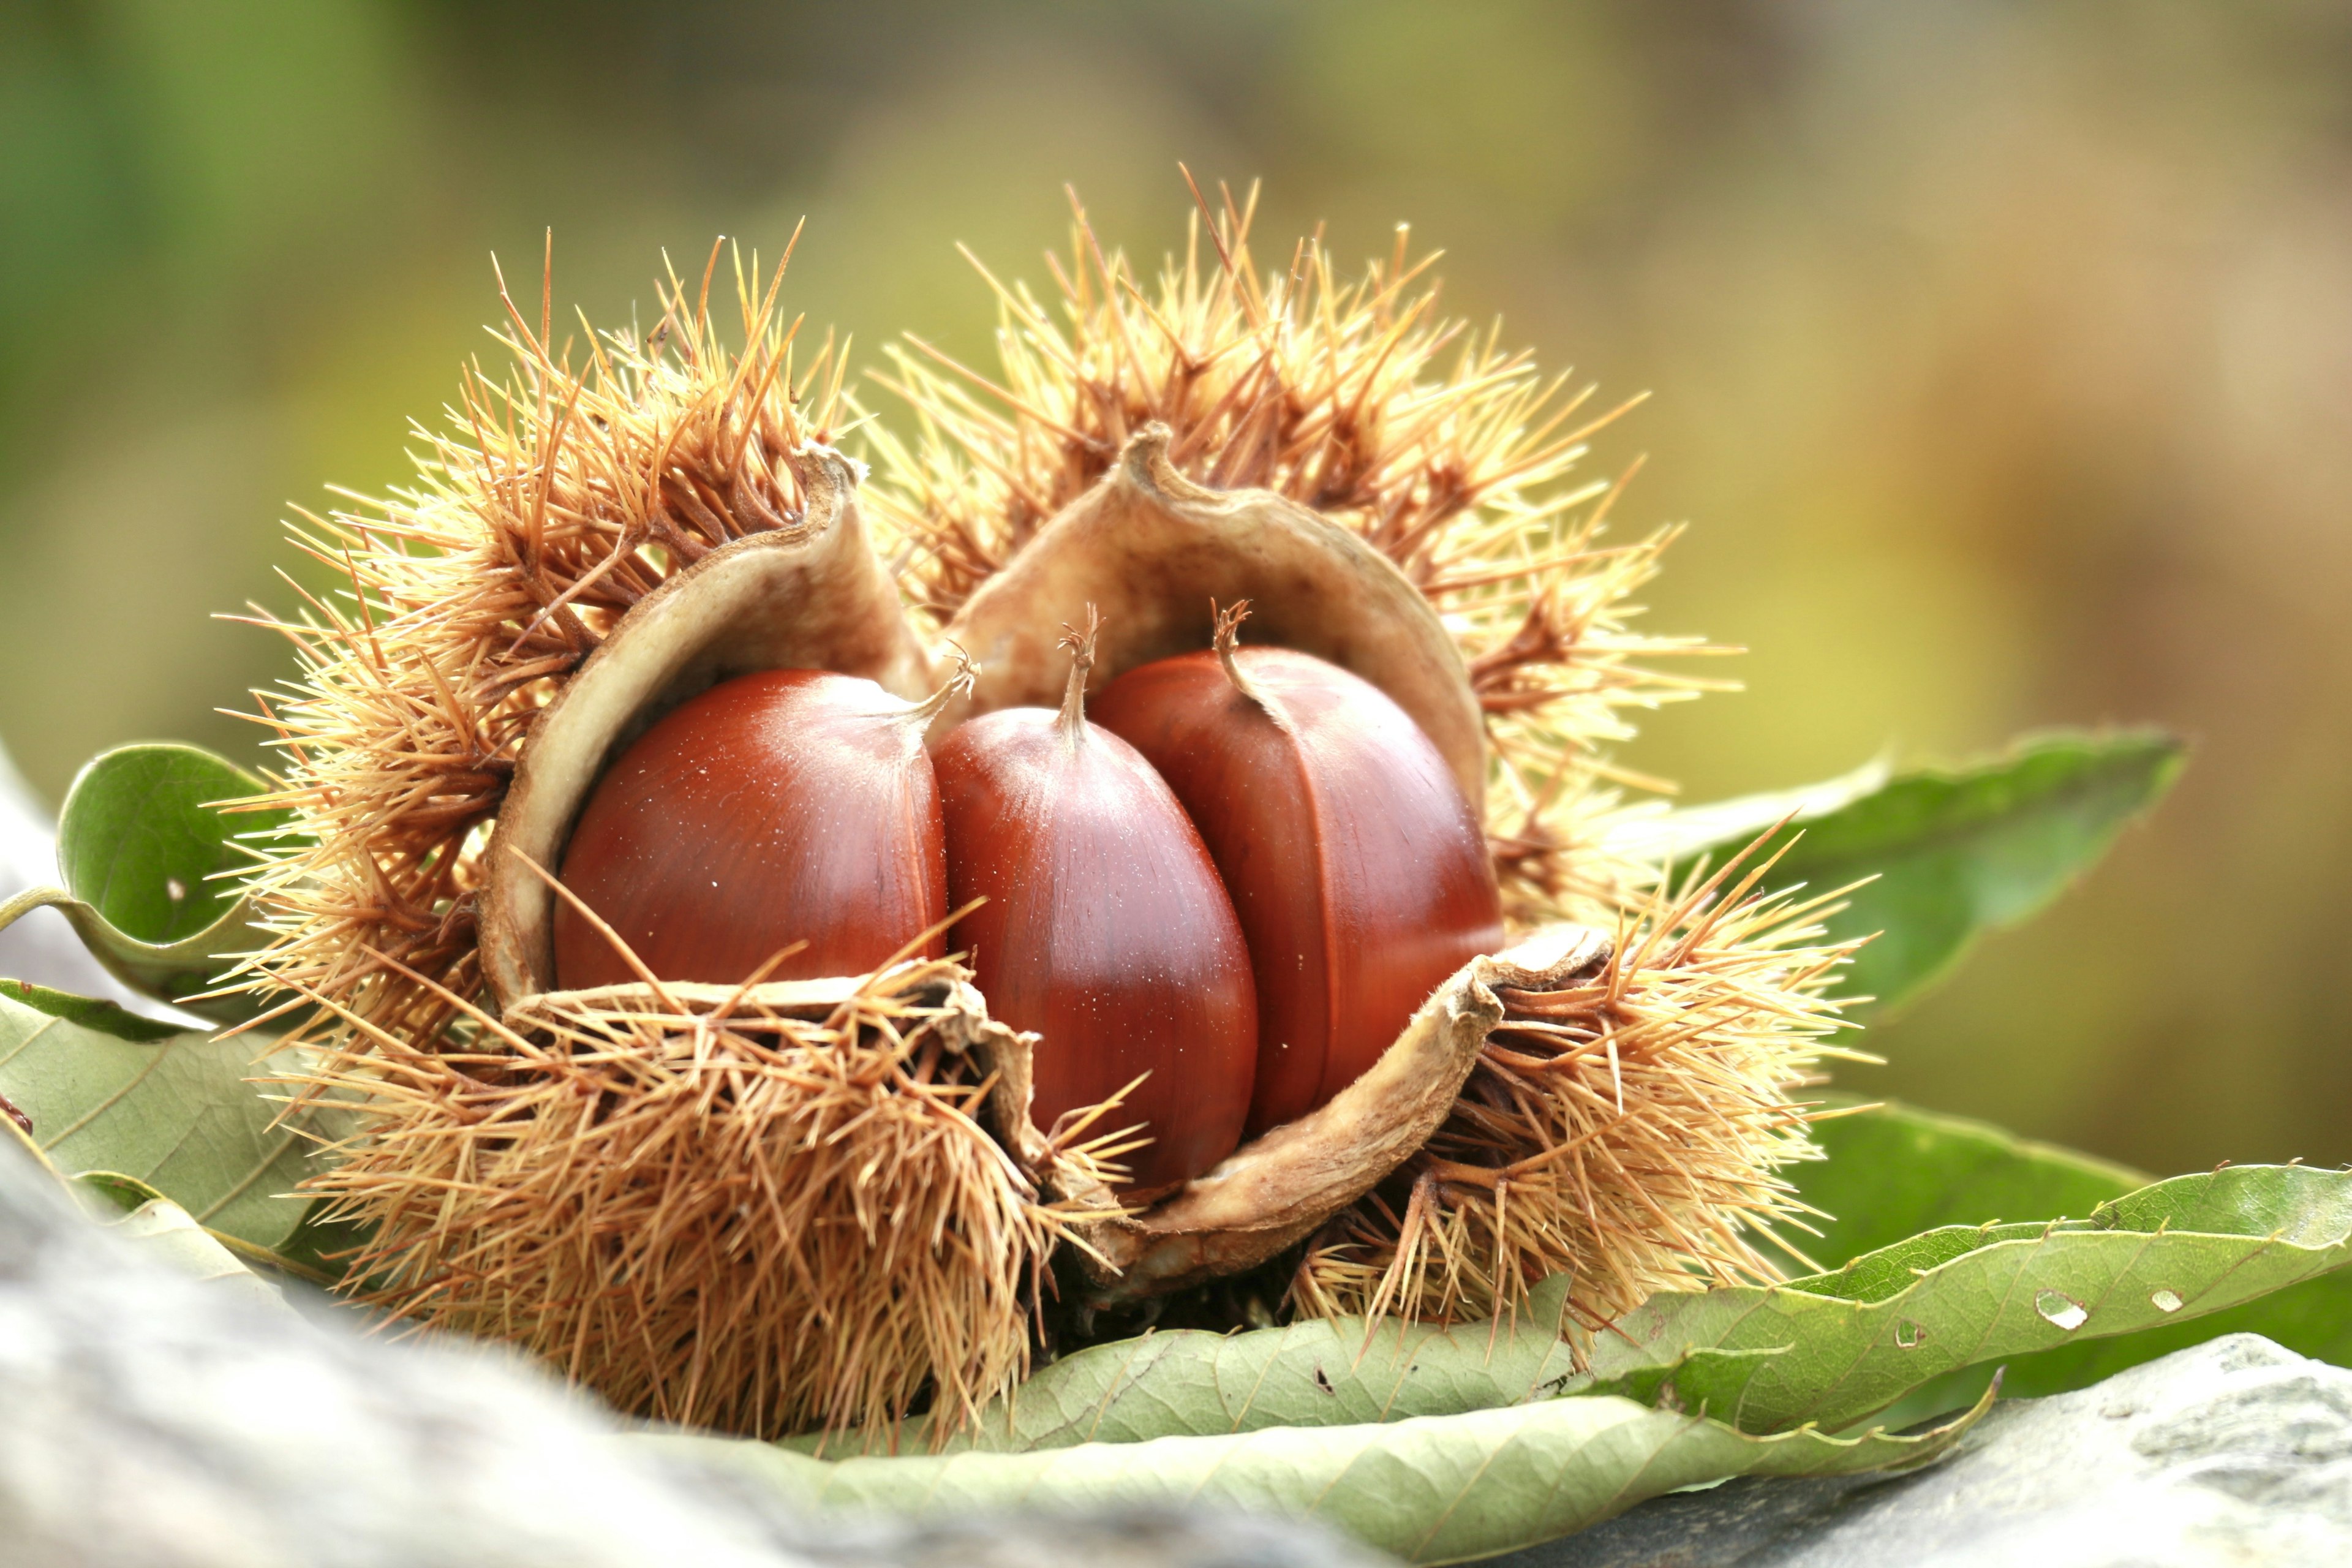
[1894,1319,1928,1349]
[2150,1289,2184,1314]
[2035,1289,2088,1332]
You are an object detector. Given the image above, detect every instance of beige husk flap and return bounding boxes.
[478,445,936,1008]
[943,424,1490,813]
[1050,924,1612,1301]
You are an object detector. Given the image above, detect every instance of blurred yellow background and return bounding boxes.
[3,1,2346,1175]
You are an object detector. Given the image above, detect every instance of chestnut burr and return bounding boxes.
[1092,602,1505,1134]
[554,668,952,989]
[934,611,1257,1194]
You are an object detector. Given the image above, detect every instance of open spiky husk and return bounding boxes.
[1287,844,1864,1347]
[293,956,1108,1444]
[230,195,1856,1443]
[864,183,1727,924]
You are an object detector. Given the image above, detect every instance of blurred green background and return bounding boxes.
[4,1,2346,1175]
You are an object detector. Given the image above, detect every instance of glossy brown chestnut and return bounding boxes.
[1091,603,1506,1136]
[933,614,1257,1196]
[554,668,951,989]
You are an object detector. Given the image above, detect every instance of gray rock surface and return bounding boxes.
[0,1139,1384,1568]
[1489,1333,2352,1567]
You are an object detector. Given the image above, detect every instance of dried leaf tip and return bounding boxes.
[1210,597,1272,710]
[1057,604,1102,741]
[909,642,979,733]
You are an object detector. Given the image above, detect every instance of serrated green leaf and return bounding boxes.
[1613,731,2184,1017]
[832,1136,2351,1461]
[654,1386,1984,1566]
[11,742,296,1023]
[0,982,337,1251]
[1585,1163,2352,1431]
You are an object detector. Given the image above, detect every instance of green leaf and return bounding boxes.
[0,980,338,1252]
[6,742,296,1023]
[786,1306,1593,1458]
[1791,1100,2352,1426]
[1585,1163,2352,1432]
[1614,731,2184,1017]
[1796,1097,2148,1265]
[649,1387,1984,1566]
[834,1137,2351,1462]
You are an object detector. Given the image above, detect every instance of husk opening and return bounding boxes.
[477,443,932,1008]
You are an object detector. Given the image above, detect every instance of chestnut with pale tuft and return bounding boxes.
[475,440,943,1009]
[934,607,1258,1197]
[1094,600,1506,1134]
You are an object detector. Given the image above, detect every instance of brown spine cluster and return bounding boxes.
[293,959,1105,1441]
[238,240,863,1053]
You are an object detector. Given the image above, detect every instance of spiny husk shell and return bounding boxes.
[942,424,1488,812]
[297,958,1097,1444]
[477,445,1610,1290]
[1291,851,1863,1347]
[243,210,1852,1446]
[477,443,934,1006]
[243,246,856,1054]
[867,191,1728,925]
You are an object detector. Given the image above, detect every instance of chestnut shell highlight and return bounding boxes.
[554,669,948,989]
